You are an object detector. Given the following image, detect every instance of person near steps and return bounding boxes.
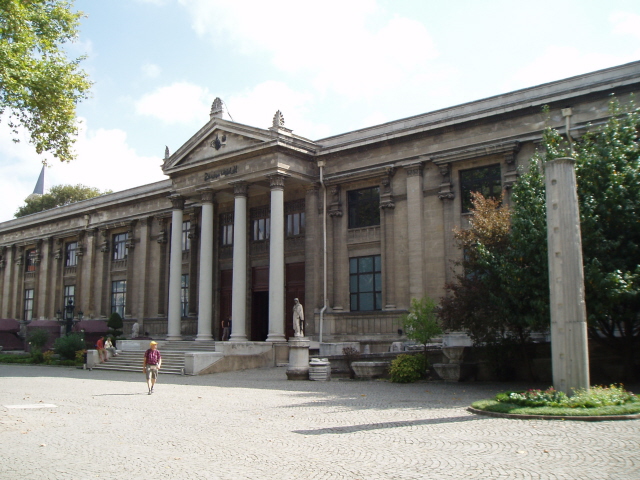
[143,341,162,395]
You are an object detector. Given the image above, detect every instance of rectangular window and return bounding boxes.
[349,255,382,311]
[25,249,37,272]
[24,289,34,321]
[65,242,78,267]
[220,213,234,246]
[63,285,75,310]
[460,164,502,213]
[286,212,305,237]
[181,274,189,317]
[252,217,270,241]
[112,233,129,260]
[111,280,126,317]
[182,220,191,251]
[348,187,380,229]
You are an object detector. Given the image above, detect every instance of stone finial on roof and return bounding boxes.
[164,146,170,160]
[269,110,292,134]
[210,97,224,119]
[272,110,285,128]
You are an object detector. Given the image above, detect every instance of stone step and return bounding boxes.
[92,350,186,375]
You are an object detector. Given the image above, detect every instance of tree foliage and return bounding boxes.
[15,183,110,217]
[0,0,91,163]
[440,98,640,380]
[400,296,442,360]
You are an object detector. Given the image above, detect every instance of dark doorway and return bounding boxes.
[285,263,305,339]
[219,270,232,340]
[251,266,269,341]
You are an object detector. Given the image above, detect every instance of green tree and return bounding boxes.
[0,0,91,163]
[542,99,640,380]
[15,183,111,217]
[400,296,442,367]
[107,312,123,338]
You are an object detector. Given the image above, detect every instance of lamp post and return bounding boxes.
[64,298,75,335]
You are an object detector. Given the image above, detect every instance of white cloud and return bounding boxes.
[227,81,330,139]
[610,11,640,40]
[0,118,166,223]
[179,0,439,99]
[135,82,212,125]
[502,46,639,93]
[141,62,162,78]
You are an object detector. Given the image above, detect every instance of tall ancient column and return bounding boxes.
[230,182,248,342]
[405,162,425,300]
[267,173,287,342]
[196,189,215,341]
[545,158,590,394]
[166,195,184,340]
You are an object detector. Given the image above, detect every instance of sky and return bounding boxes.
[1,0,639,222]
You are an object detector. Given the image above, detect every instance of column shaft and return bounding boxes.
[230,184,248,341]
[267,175,286,342]
[196,193,214,341]
[167,197,184,340]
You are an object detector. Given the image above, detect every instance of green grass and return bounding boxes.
[472,399,640,416]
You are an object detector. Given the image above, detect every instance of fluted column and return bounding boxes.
[230,182,248,342]
[167,195,184,340]
[196,189,215,341]
[267,173,287,342]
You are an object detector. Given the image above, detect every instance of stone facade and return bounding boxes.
[1,61,639,345]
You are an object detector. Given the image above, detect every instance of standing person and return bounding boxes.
[96,336,107,363]
[143,341,162,395]
[221,317,231,341]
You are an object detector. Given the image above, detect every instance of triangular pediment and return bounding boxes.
[163,119,276,173]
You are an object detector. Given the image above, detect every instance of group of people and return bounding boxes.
[95,336,117,363]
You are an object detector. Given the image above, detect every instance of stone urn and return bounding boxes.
[351,361,389,380]
[433,346,467,382]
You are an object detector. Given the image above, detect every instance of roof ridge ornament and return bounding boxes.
[269,110,293,134]
[210,97,224,119]
[164,146,170,160]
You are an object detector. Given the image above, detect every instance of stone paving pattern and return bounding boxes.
[1,365,639,479]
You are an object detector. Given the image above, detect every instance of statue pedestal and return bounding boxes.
[286,337,310,380]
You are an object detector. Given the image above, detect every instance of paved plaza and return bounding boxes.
[1,364,639,480]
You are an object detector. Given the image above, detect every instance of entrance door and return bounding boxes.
[219,270,232,340]
[251,266,269,341]
[285,263,305,339]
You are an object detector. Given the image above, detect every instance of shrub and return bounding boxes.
[108,312,124,338]
[43,350,55,365]
[496,384,638,408]
[54,333,85,360]
[27,328,50,351]
[390,354,429,383]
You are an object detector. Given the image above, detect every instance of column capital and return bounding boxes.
[231,181,248,197]
[267,172,289,189]
[197,187,216,204]
[404,162,423,177]
[169,194,185,210]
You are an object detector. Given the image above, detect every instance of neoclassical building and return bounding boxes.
[1,61,639,350]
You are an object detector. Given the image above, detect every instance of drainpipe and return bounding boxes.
[318,161,327,344]
[562,107,574,155]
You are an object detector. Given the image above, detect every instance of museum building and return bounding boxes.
[1,61,639,350]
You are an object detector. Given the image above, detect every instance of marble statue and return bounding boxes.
[293,298,304,337]
[131,321,139,339]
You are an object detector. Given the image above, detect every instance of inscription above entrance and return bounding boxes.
[204,165,238,182]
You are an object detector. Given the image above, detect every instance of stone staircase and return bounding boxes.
[92,341,217,375]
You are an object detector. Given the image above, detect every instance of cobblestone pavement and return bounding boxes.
[1,365,639,480]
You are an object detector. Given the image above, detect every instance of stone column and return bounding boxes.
[230,182,248,342]
[196,189,215,341]
[405,162,425,300]
[166,195,185,340]
[545,158,590,394]
[380,170,396,309]
[267,173,287,342]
